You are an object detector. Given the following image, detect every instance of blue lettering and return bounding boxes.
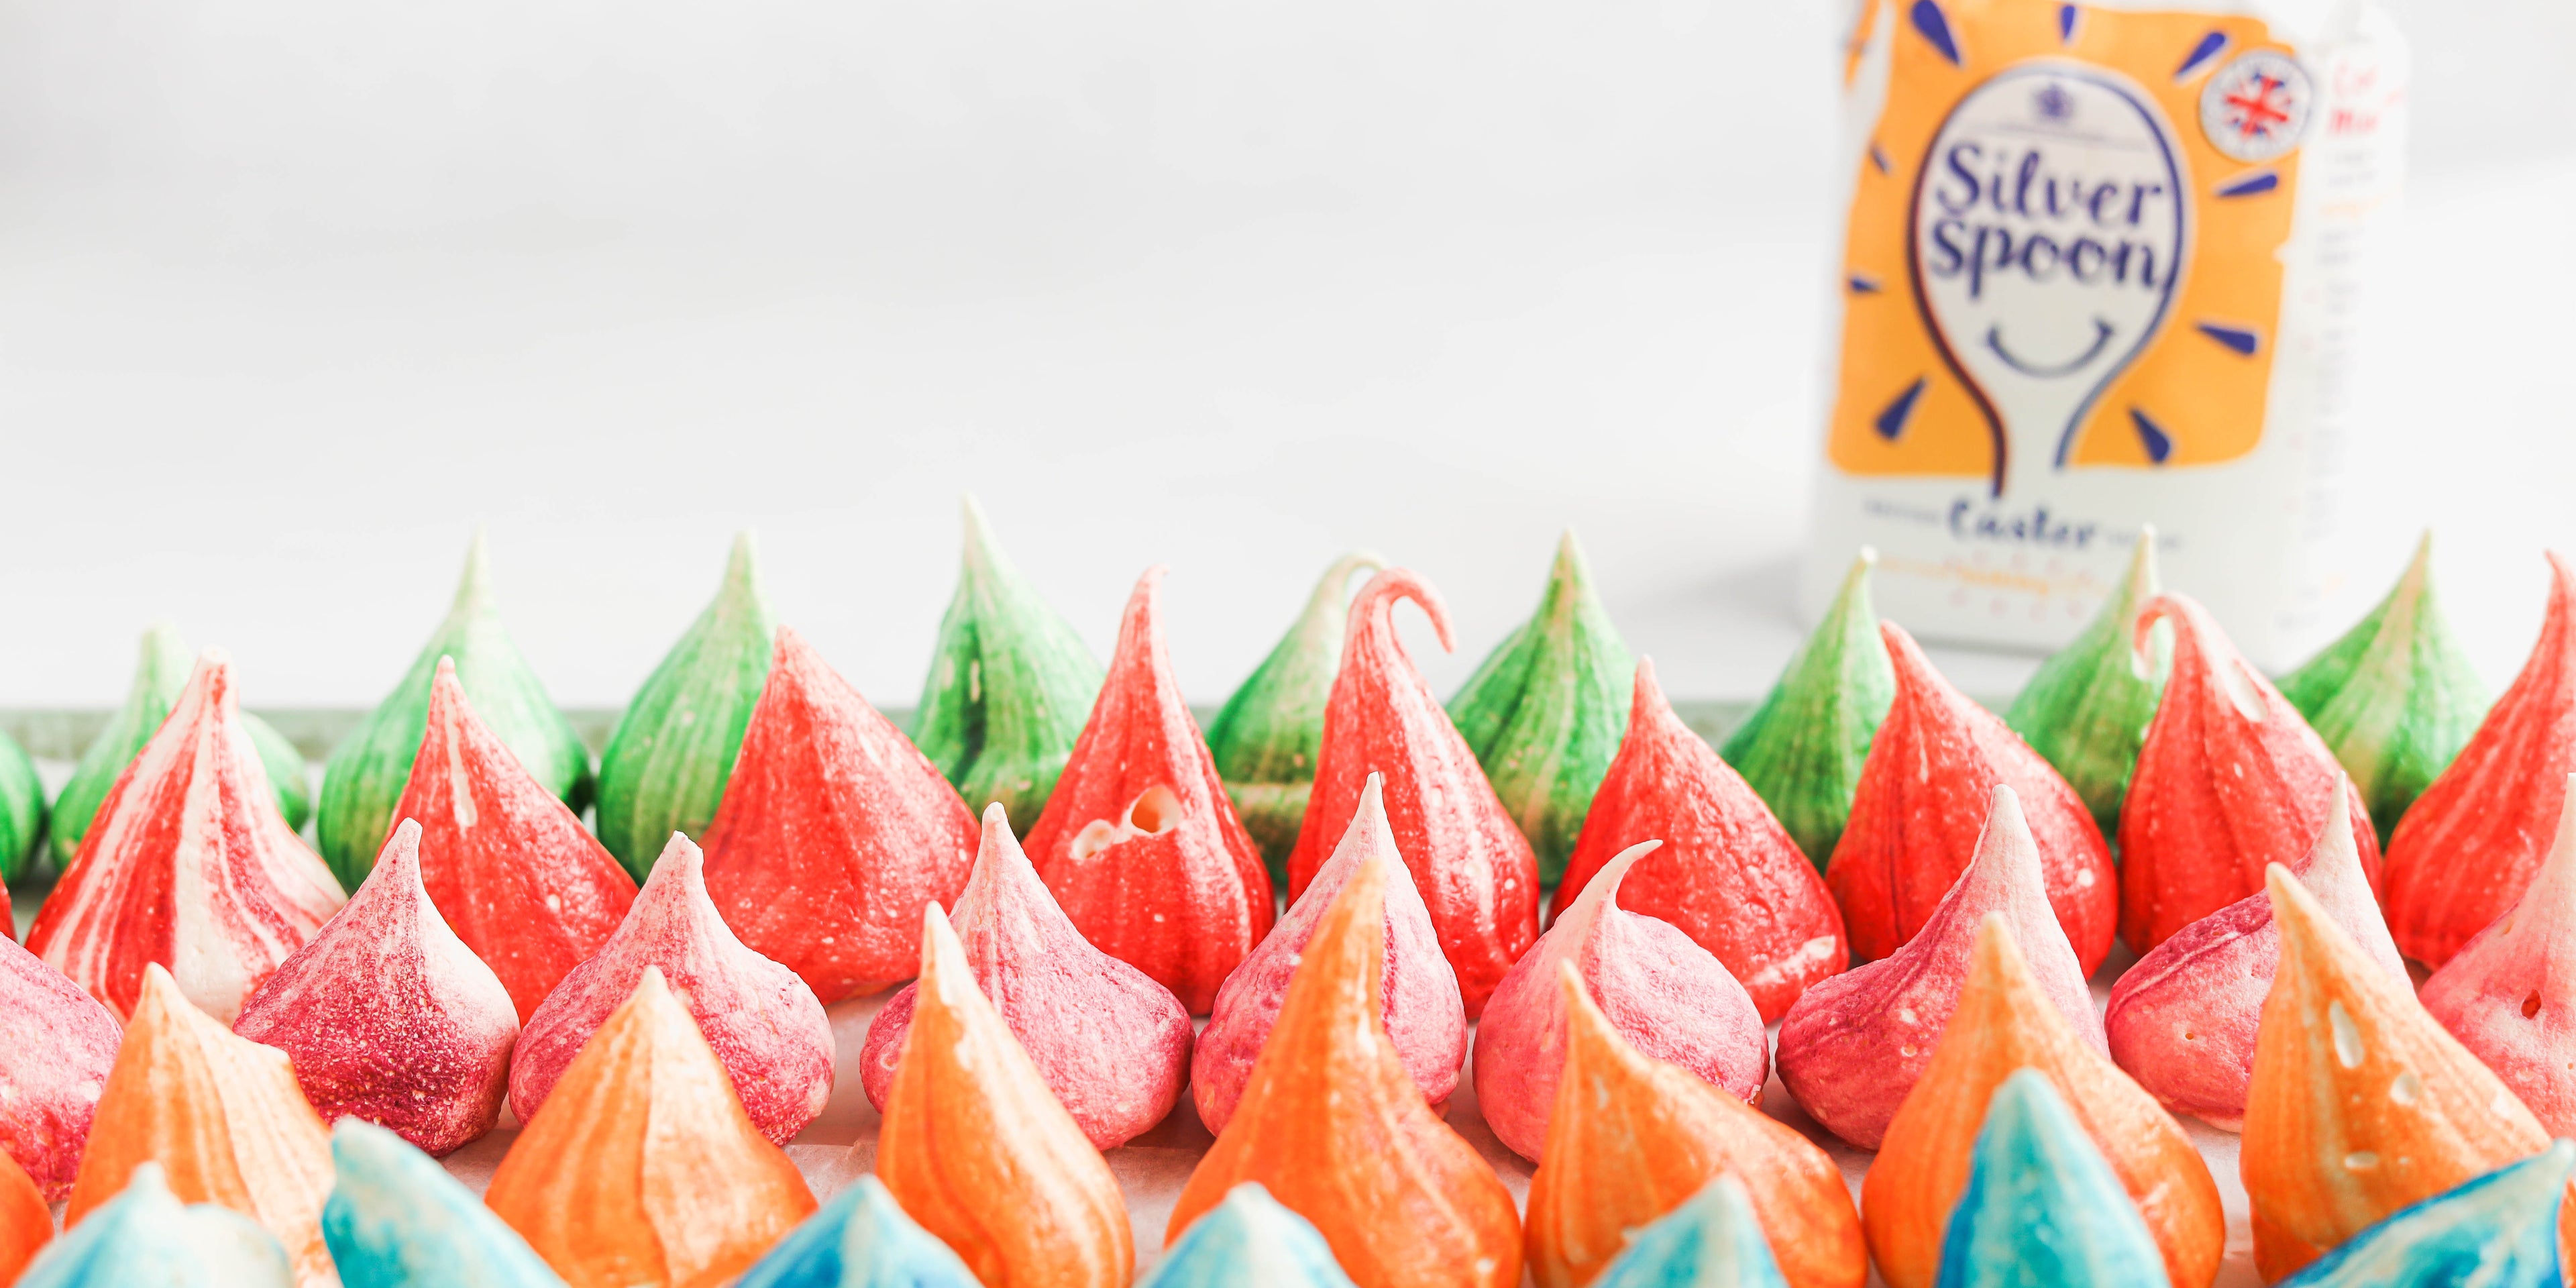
[1939,144,1982,215]
[2068,237,2106,282]
[1929,220,1968,277]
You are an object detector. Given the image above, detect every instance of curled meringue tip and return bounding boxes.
[1323,550,1389,591]
[724,529,760,580]
[1855,545,1879,572]
[1559,841,1660,928]
[979,800,1014,835]
[1355,568,1457,655]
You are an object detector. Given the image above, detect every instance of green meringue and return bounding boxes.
[0,729,40,886]
[1723,548,1894,868]
[1207,552,1384,888]
[2005,528,2169,838]
[1450,531,1636,884]
[594,533,776,878]
[911,497,1103,829]
[50,624,311,873]
[2277,533,2489,845]
[317,533,592,887]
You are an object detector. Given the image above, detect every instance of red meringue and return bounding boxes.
[1193,773,1467,1136]
[1560,657,1845,1022]
[390,658,637,1022]
[1285,568,1539,1018]
[0,932,121,1200]
[1827,623,2115,973]
[2119,593,2379,955]
[1778,783,2104,1150]
[861,804,1193,1150]
[511,832,833,1144]
[2383,554,2576,967]
[1024,568,1274,1013]
[233,819,521,1156]
[2422,773,2576,1135]
[28,649,345,1022]
[2102,773,2400,1128]
[1472,841,1769,1163]
[2104,778,2406,1130]
[702,627,979,1002]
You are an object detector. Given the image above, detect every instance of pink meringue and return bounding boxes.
[1470,841,1769,1163]
[0,932,121,1200]
[1192,773,1467,1136]
[235,820,521,1155]
[509,832,834,1144]
[2104,778,2405,1130]
[1776,783,2103,1150]
[860,804,1193,1150]
[2422,772,2576,1136]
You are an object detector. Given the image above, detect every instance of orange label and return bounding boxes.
[1827,0,2303,496]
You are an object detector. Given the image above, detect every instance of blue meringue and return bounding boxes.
[1593,1177,1791,1288]
[17,1163,290,1288]
[2275,1139,2575,1287]
[1933,1070,2167,1288]
[320,1120,563,1287]
[1142,1183,1357,1288]
[735,1176,978,1288]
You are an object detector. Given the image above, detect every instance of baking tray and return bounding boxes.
[1,704,2267,1286]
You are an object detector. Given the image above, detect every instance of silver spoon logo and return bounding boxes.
[1911,63,2188,498]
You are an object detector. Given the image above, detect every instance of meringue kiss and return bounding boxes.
[1778,784,2103,1150]
[1024,567,1274,1013]
[702,627,979,1003]
[1558,657,1845,1022]
[234,820,520,1156]
[388,659,637,1023]
[2104,780,2406,1130]
[1285,567,1538,1018]
[1471,841,1768,1164]
[1826,623,2116,973]
[29,650,344,1023]
[1193,774,1467,1138]
[511,832,833,1145]
[861,805,1192,1151]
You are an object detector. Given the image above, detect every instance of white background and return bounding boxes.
[0,0,2570,710]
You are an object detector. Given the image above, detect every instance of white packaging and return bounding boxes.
[1802,0,2408,666]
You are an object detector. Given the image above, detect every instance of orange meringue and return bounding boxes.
[2241,863,2554,1281]
[1525,967,1864,1288]
[876,903,1132,1288]
[1169,851,1520,1288]
[1863,916,2222,1288]
[67,963,335,1287]
[485,966,814,1288]
[0,1145,47,1286]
